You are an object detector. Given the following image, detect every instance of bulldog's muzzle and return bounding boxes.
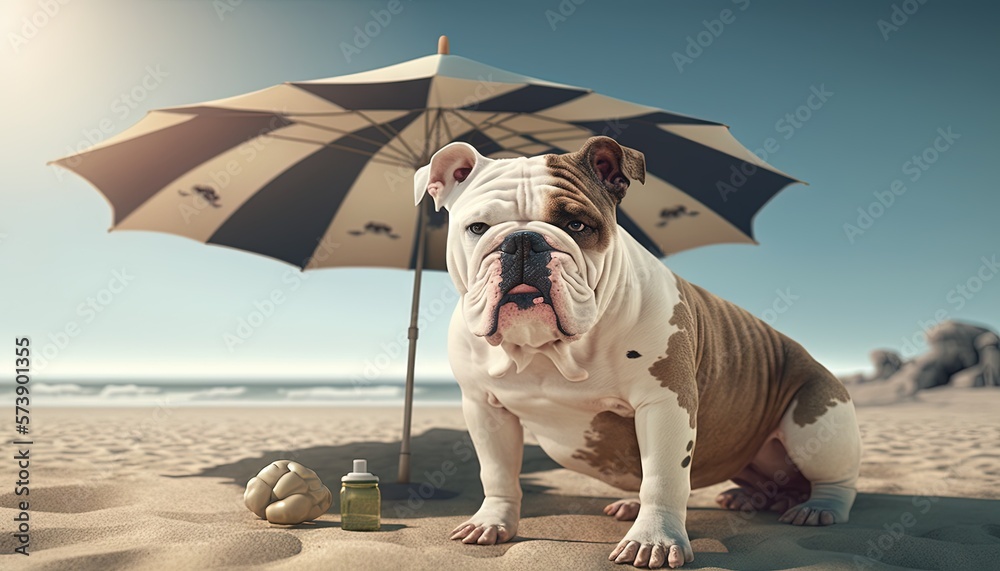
[488,231,573,337]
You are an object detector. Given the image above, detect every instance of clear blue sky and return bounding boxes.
[2,0,997,382]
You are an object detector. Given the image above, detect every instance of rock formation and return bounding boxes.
[842,320,999,405]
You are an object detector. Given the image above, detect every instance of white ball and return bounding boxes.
[244,460,333,525]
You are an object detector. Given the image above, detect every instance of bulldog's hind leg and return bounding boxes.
[715,437,811,514]
[604,498,641,521]
[776,378,861,526]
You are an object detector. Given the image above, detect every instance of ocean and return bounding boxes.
[7,380,464,407]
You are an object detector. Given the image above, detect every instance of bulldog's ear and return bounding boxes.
[414,142,481,211]
[575,136,646,203]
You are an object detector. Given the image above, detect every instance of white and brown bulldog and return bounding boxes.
[414,137,861,569]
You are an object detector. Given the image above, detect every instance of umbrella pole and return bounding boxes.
[397,198,428,483]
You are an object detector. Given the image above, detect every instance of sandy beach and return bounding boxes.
[2,388,999,570]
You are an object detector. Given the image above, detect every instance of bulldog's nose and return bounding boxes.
[500,231,552,256]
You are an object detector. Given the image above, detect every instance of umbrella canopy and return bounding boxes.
[50,43,799,273]
[50,38,802,484]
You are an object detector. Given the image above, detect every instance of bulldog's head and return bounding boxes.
[414,137,646,349]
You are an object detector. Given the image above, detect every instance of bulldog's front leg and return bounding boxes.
[450,395,523,545]
[610,400,695,569]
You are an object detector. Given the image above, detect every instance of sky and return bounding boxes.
[1,0,998,383]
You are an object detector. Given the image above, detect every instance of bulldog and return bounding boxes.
[414,137,861,569]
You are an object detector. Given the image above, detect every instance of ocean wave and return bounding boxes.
[18,381,456,407]
[32,383,97,395]
[279,386,408,400]
[99,384,161,398]
[186,386,247,399]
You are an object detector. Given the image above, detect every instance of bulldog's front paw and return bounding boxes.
[609,510,693,569]
[449,497,519,545]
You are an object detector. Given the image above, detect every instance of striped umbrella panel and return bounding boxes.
[51,54,801,271]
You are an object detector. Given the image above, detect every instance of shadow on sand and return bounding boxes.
[180,427,618,519]
[182,428,1000,569]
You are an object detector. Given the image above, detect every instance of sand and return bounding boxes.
[2,388,999,570]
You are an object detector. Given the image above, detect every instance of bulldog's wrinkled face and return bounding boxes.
[414,137,646,348]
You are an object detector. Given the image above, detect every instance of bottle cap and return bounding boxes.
[341,458,379,483]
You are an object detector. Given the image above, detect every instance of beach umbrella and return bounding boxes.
[49,36,801,483]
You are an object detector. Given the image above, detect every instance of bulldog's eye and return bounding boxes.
[566,220,587,232]
[467,222,490,236]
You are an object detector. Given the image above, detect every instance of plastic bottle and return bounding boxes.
[340,458,380,531]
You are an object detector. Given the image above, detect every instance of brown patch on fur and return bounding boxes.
[543,138,645,253]
[571,412,642,480]
[543,154,617,252]
[666,276,847,490]
[786,357,852,427]
[648,300,699,428]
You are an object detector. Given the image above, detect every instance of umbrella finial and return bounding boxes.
[438,35,449,55]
